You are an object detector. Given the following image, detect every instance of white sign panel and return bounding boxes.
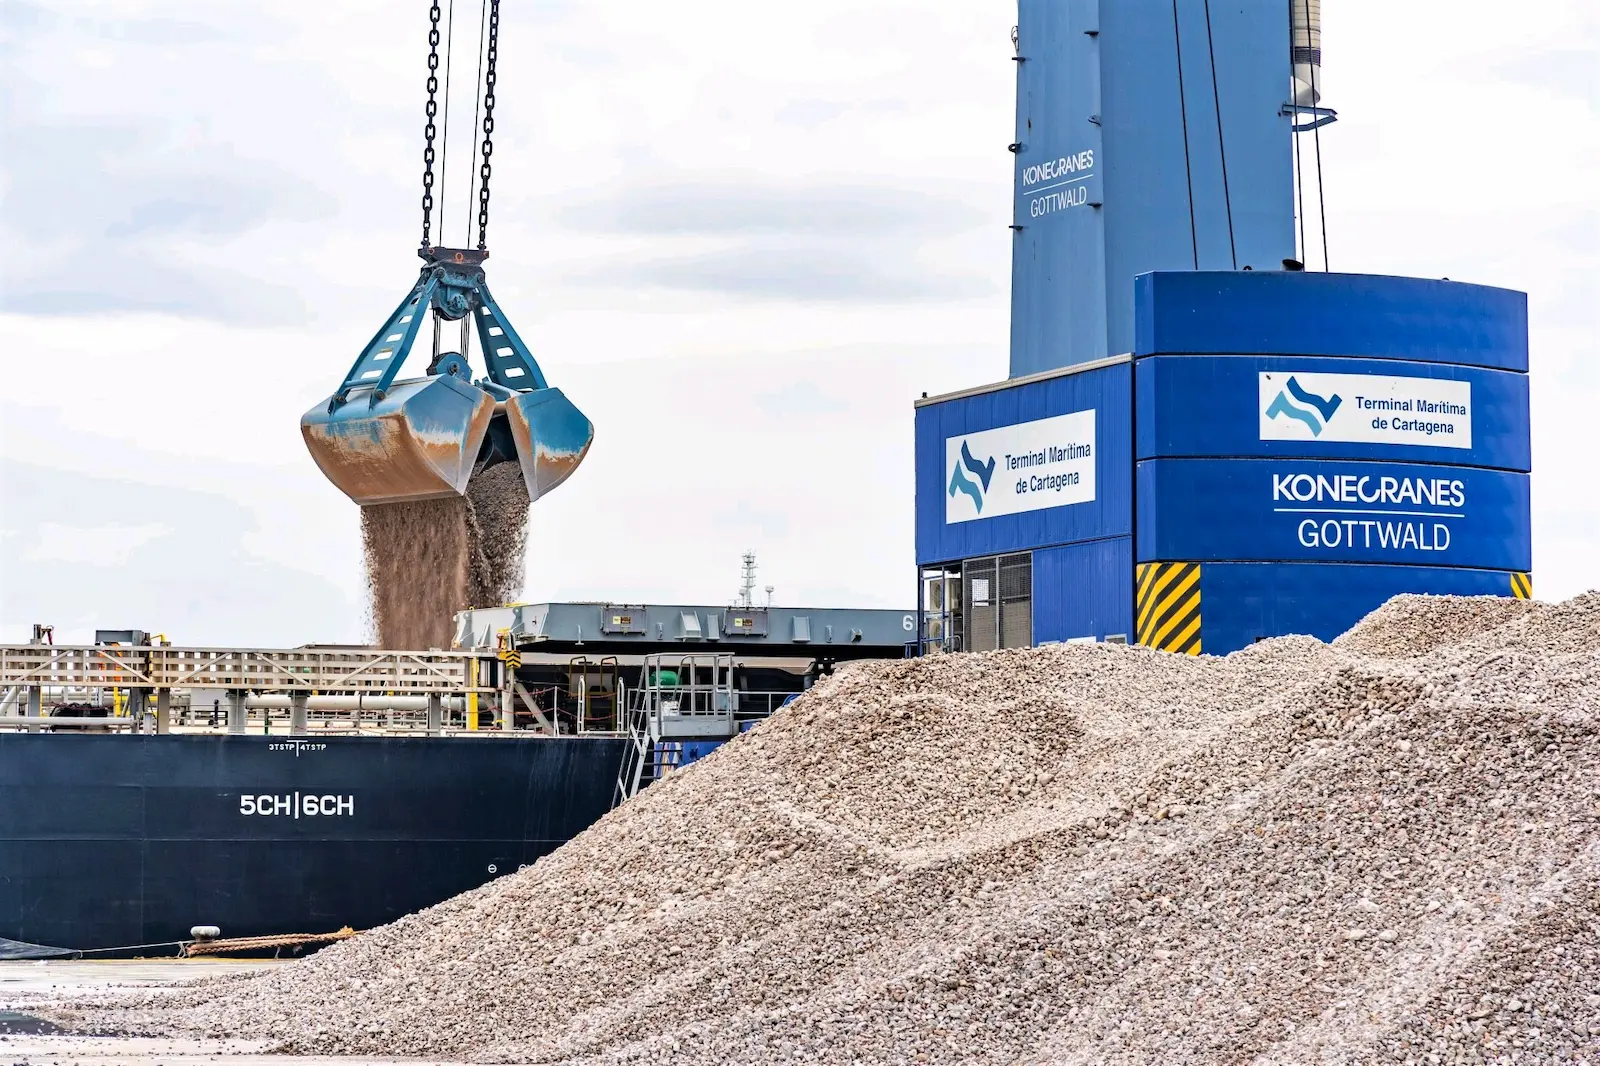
[945,409,1096,524]
[1259,371,1472,449]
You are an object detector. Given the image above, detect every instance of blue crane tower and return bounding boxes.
[914,0,1532,656]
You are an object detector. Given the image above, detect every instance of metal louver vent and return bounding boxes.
[999,553,1033,649]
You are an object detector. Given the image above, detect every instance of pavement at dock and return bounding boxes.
[0,961,478,1065]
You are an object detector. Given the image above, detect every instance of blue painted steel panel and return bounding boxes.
[679,740,723,766]
[1033,537,1134,643]
[915,363,1132,566]
[1010,1,1294,376]
[1138,459,1531,571]
[1134,272,1529,372]
[1197,562,1520,654]
[1135,355,1530,470]
[1009,0,1108,376]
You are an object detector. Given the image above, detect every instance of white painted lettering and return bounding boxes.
[234,794,356,817]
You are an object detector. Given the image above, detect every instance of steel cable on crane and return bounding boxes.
[466,0,488,247]
[1289,0,1308,266]
[1303,0,1329,269]
[437,0,457,247]
[1202,0,1238,269]
[1170,0,1199,269]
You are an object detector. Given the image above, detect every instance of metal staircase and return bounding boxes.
[612,652,737,807]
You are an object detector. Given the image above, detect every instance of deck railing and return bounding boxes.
[0,645,500,694]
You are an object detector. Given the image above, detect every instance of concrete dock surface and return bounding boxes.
[0,961,477,1065]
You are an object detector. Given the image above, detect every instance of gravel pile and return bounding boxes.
[41,592,1600,1064]
[1335,594,1541,659]
[361,463,530,649]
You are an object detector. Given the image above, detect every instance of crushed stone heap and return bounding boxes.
[43,592,1600,1064]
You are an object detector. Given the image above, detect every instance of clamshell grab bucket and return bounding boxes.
[302,247,592,508]
[503,387,592,502]
[301,375,496,506]
[301,377,593,507]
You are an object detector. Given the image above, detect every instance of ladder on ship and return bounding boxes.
[613,690,653,806]
[612,652,737,807]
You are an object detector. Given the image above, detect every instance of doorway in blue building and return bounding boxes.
[920,553,1033,654]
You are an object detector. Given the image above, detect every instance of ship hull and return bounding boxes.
[0,733,626,952]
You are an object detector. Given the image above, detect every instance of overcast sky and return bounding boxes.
[1,0,1595,646]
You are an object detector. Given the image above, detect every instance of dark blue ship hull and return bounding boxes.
[0,733,626,952]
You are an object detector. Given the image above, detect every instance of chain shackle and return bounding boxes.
[475,0,500,251]
[421,1,443,249]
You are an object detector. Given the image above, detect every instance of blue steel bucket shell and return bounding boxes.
[301,375,495,505]
[503,387,593,502]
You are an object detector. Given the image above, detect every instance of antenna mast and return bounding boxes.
[736,552,758,609]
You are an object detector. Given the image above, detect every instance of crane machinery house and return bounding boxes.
[912,0,1532,656]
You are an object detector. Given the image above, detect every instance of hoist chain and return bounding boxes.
[475,0,500,251]
[420,1,443,249]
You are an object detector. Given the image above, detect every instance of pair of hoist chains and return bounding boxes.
[419,0,499,252]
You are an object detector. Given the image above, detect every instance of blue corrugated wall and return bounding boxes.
[914,360,1132,567]
[1131,272,1533,653]
[1033,537,1134,643]
[1134,272,1530,371]
[1136,459,1532,571]
[1136,355,1531,469]
[1196,563,1522,649]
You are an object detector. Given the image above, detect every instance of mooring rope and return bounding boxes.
[182,927,358,958]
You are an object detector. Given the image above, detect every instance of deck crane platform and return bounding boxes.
[301,1,591,507]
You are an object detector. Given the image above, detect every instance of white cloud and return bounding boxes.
[0,0,1593,647]
[26,522,173,565]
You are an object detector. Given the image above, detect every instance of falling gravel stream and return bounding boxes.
[360,463,529,649]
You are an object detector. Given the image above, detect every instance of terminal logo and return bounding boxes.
[1264,376,1343,437]
[948,441,996,513]
[1258,370,1473,449]
[943,409,1096,525]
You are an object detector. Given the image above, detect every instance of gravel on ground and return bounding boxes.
[34,592,1600,1065]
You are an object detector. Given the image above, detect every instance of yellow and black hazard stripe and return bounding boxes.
[1136,562,1202,655]
[1510,571,1533,600]
[494,627,522,670]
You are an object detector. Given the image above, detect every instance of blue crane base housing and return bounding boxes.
[912,1,1533,656]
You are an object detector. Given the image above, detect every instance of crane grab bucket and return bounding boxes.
[301,248,592,507]
[301,375,495,505]
[502,388,593,502]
